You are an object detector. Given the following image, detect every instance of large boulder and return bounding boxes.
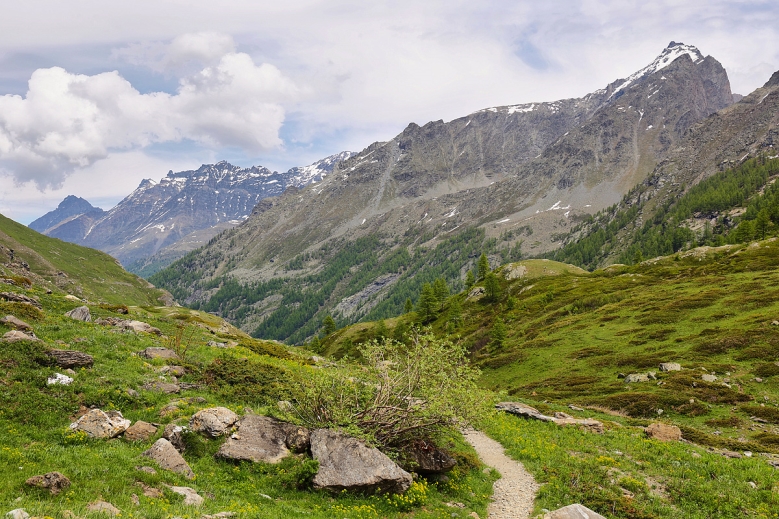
[139,347,179,361]
[142,438,195,479]
[65,306,91,322]
[46,349,94,368]
[25,472,71,495]
[0,315,32,331]
[401,439,456,474]
[542,504,606,518]
[70,409,131,438]
[645,422,682,442]
[310,429,412,494]
[216,415,290,463]
[190,407,239,438]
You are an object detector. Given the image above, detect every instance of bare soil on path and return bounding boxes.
[463,429,539,519]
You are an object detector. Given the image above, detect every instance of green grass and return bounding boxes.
[0,282,495,519]
[0,213,166,305]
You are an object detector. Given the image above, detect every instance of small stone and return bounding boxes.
[3,330,38,342]
[755,377,763,383]
[136,482,163,498]
[86,501,120,516]
[47,373,73,385]
[691,452,701,458]
[131,494,140,506]
[125,421,158,441]
[659,362,682,372]
[645,423,682,442]
[657,409,664,415]
[142,438,195,479]
[702,374,717,383]
[568,404,584,411]
[139,347,179,360]
[744,451,753,457]
[748,481,757,489]
[127,389,139,397]
[65,306,91,322]
[64,295,81,302]
[169,486,204,506]
[723,451,743,459]
[136,466,157,474]
[5,510,29,519]
[190,407,239,438]
[25,471,71,495]
[163,423,187,452]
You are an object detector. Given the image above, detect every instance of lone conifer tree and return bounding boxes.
[322,314,336,336]
[477,253,490,280]
[416,283,439,323]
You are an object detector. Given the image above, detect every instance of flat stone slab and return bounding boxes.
[542,504,606,519]
[659,362,682,372]
[217,415,290,463]
[125,421,158,441]
[139,347,179,360]
[310,428,412,494]
[142,438,194,479]
[169,486,204,506]
[2,330,38,342]
[25,472,71,495]
[46,349,94,368]
[0,315,32,331]
[496,402,603,433]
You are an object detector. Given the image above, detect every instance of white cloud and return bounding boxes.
[0,46,297,188]
[113,32,237,73]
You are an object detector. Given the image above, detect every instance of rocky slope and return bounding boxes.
[31,152,354,271]
[152,42,737,341]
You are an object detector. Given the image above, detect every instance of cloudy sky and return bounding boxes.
[1,0,778,224]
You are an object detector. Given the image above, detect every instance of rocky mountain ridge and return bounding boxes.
[30,152,354,271]
[151,42,739,342]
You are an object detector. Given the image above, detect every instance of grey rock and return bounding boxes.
[542,504,606,519]
[310,428,412,494]
[70,409,131,438]
[139,347,179,360]
[142,438,195,479]
[190,407,239,438]
[0,315,32,331]
[169,486,204,507]
[216,415,290,463]
[124,421,158,441]
[163,423,188,452]
[646,423,683,442]
[280,422,311,452]
[5,510,29,519]
[160,365,187,377]
[87,501,120,516]
[625,373,651,383]
[659,362,682,372]
[142,381,181,394]
[702,374,718,383]
[2,330,38,342]
[47,373,73,385]
[65,306,91,322]
[24,472,71,495]
[401,439,456,474]
[121,320,162,335]
[495,402,555,422]
[0,292,41,308]
[46,349,94,368]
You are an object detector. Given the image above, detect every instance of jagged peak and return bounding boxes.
[609,41,705,98]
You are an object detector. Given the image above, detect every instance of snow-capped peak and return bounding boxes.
[609,42,704,98]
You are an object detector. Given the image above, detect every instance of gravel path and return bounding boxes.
[463,429,539,519]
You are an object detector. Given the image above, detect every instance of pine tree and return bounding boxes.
[404,298,414,314]
[322,314,336,336]
[465,270,475,290]
[416,283,439,323]
[484,271,501,302]
[490,317,506,350]
[448,297,462,327]
[433,277,449,311]
[477,253,490,280]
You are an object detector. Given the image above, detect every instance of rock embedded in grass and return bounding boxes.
[142,438,195,479]
[645,422,682,442]
[190,407,239,438]
[216,415,291,463]
[5,510,29,519]
[0,315,32,331]
[139,347,179,360]
[70,409,131,439]
[659,362,682,372]
[542,503,606,518]
[65,306,91,322]
[169,486,204,506]
[86,500,120,516]
[310,428,412,494]
[24,471,71,495]
[2,330,38,342]
[124,421,158,441]
[46,349,94,368]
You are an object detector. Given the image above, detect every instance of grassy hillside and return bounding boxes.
[0,280,495,519]
[0,213,168,306]
[325,251,779,517]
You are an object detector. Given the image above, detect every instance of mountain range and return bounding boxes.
[140,41,779,343]
[29,152,354,275]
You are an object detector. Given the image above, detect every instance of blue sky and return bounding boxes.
[1,0,778,224]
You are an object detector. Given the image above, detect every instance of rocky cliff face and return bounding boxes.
[152,42,739,341]
[31,153,354,269]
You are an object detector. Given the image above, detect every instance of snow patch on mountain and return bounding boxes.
[610,42,704,98]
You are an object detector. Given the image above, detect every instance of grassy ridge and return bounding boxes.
[326,247,779,517]
[0,213,166,306]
